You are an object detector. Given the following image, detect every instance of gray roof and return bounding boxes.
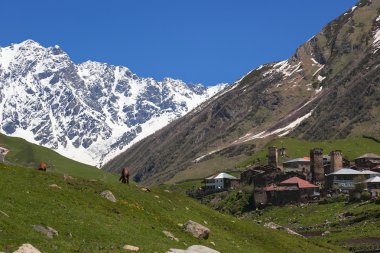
[364,176,380,183]
[206,172,238,180]
[327,168,380,176]
[356,153,380,159]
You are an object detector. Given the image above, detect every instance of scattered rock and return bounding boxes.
[164,190,171,193]
[100,190,117,203]
[32,225,58,238]
[155,195,160,199]
[166,245,219,253]
[13,243,41,253]
[140,187,150,192]
[48,184,62,190]
[123,244,139,251]
[183,220,210,239]
[163,230,179,242]
[264,222,304,237]
[89,179,97,182]
[322,231,331,236]
[63,174,75,181]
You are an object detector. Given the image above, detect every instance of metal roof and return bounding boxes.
[327,168,380,176]
[364,176,380,183]
[206,172,238,180]
[356,153,380,159]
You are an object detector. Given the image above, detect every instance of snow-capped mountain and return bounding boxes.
[0,40,226,166]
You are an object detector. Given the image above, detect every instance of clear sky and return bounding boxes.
[1,0,358,86]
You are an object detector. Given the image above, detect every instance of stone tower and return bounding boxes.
[310,148,324,184]
[330,150,343,173]
[268,146,278,168]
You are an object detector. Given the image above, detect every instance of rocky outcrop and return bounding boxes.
[32,225,58,238]
[100,190,117,203]
[166,245,219,253]
[12,244,41,253]
[183,220,210,239]
[123,244,139,251]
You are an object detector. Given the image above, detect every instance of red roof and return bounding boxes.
[280,177,318,189]
[263,185,298,191]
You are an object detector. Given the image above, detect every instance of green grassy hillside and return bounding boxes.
[0,164,343,253]
[0,133,116,182]
[248,201,380,252]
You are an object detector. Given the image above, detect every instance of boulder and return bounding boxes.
[183,220,210,239]
[322,231,331,236]
[32,225,58,238]
[166,245,219,253]
[123,244,139,251]
[100,190,117,203]
[13,243,41,253]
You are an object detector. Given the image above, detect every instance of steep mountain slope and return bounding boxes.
[0,40,225,166]
[104,0,380,185]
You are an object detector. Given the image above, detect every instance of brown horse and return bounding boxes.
[119,167,130,184]
[38,162,47,171]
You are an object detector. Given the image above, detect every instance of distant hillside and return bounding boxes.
[0,165,341,253]
[0,133,115,182]
[103,0,380,185]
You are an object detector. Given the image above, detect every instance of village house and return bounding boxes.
[354,153,380,170]
[325,168,380,193]
[364,176,380,198]
[0,147,9,163]
[204,172,239,191]
[282,157,311,179]
[240,165,279,187]
[255,176,319,206]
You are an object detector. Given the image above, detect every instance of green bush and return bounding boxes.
[361,191,371,201]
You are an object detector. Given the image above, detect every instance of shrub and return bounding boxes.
[361,191,371,201]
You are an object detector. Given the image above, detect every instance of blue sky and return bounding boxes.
[1,0,357,85]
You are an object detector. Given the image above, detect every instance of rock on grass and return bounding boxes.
[100,190,117,202]
[183,220,210,239]
[13,243,41,253]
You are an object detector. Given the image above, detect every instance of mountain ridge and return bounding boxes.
[0,40,226,166]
